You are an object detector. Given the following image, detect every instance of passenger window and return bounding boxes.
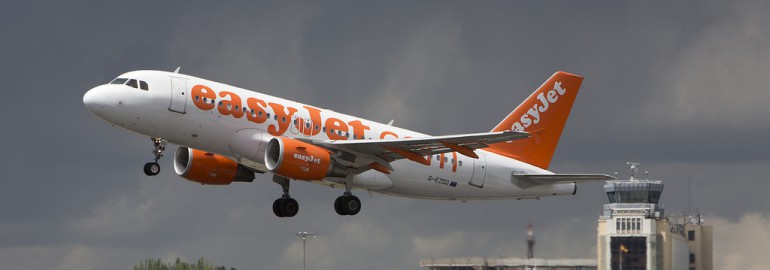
[126,79,138,88]
[459,160,463,166]
[436,155,440,161]
[139,81,149,90]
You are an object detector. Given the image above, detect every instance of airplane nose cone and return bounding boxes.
[83,86,107,115]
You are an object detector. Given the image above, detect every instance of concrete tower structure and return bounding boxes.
[597,163,712,270]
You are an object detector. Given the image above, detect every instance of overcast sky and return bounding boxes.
[2,1,769,269]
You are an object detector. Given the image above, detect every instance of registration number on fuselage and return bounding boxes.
[428,176,457,187]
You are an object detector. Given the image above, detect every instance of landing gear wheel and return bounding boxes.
[273,198,299,217]
[272,176,299,218]
[143,138,166,176]
[283,198,299,217]
[334,195,361,216]
[273,199,285,217]
[344,195,361,215]
[334,196,345,215]
[143,162,160,176]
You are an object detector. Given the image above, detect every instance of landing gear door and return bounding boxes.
[469,153,486,188]
[169,77,187,114]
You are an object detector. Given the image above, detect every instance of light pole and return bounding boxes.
[295,231,317,270]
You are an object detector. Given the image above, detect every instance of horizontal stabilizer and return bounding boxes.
[512,174,615,189]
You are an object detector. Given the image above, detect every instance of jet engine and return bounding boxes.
[265,137,347,180]
[173,147,255,185]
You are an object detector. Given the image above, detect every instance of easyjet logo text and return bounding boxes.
[511,82,566,132]
[293,153,321,164]
[191,85,404,139]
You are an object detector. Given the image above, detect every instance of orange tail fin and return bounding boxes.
[486,71,583,169]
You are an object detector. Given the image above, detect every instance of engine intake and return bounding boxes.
[265,137,347,180]
[174,147,255,185]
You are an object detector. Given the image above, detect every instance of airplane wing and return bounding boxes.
[511,174,616,189]
[302,130,528,173]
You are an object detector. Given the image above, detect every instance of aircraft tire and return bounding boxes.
[283,198,299,217]
[143,162,160,176]
[334,196,346,215]
[344,196,361,216]
[273,198,286,217]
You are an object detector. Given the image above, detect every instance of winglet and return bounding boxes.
[173,66,181,73]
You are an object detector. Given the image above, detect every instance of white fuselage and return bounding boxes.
[83,70,575,200]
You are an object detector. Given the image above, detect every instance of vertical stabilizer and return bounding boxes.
[486,71,583,169]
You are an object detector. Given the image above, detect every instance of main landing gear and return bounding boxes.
[334,182,361,216]
[273,176,299,217]
[143,137,166,176]
[270,176,362,217]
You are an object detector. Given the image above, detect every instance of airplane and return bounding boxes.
[83,69,613,217]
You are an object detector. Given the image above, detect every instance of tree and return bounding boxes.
[132,257,235,270]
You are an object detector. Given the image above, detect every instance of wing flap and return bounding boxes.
[320,130,527,159]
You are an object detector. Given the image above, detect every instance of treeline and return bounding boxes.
[132,257,235,270]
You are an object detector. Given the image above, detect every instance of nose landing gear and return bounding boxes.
[143,137,166,176]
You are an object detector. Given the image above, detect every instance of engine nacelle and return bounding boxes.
[174,147,255,185]
[265,137,347,180]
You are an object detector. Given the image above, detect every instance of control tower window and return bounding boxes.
[126,79,138,88]
[139,81,149,90]
[110,78,128,84]
[611,236,646,269]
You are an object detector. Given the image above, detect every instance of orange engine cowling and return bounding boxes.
[173,147,255,185]
[265,137,347,180]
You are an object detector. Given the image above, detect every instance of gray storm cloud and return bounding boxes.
[1,1,768,269]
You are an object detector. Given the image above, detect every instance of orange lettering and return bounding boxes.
[325,117,348,140]
[217,91,244,118]
[303,106,323,136]
[347,120,370,140]
[267,103,298,136]
[246,97,268,124]
[191,85,216,110]
[380,131,398,139]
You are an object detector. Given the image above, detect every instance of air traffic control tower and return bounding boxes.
[597,163,712,270]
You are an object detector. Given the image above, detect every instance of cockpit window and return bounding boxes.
[139,81,149,90]
[126,79,138,88]
[110,78,128,84]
